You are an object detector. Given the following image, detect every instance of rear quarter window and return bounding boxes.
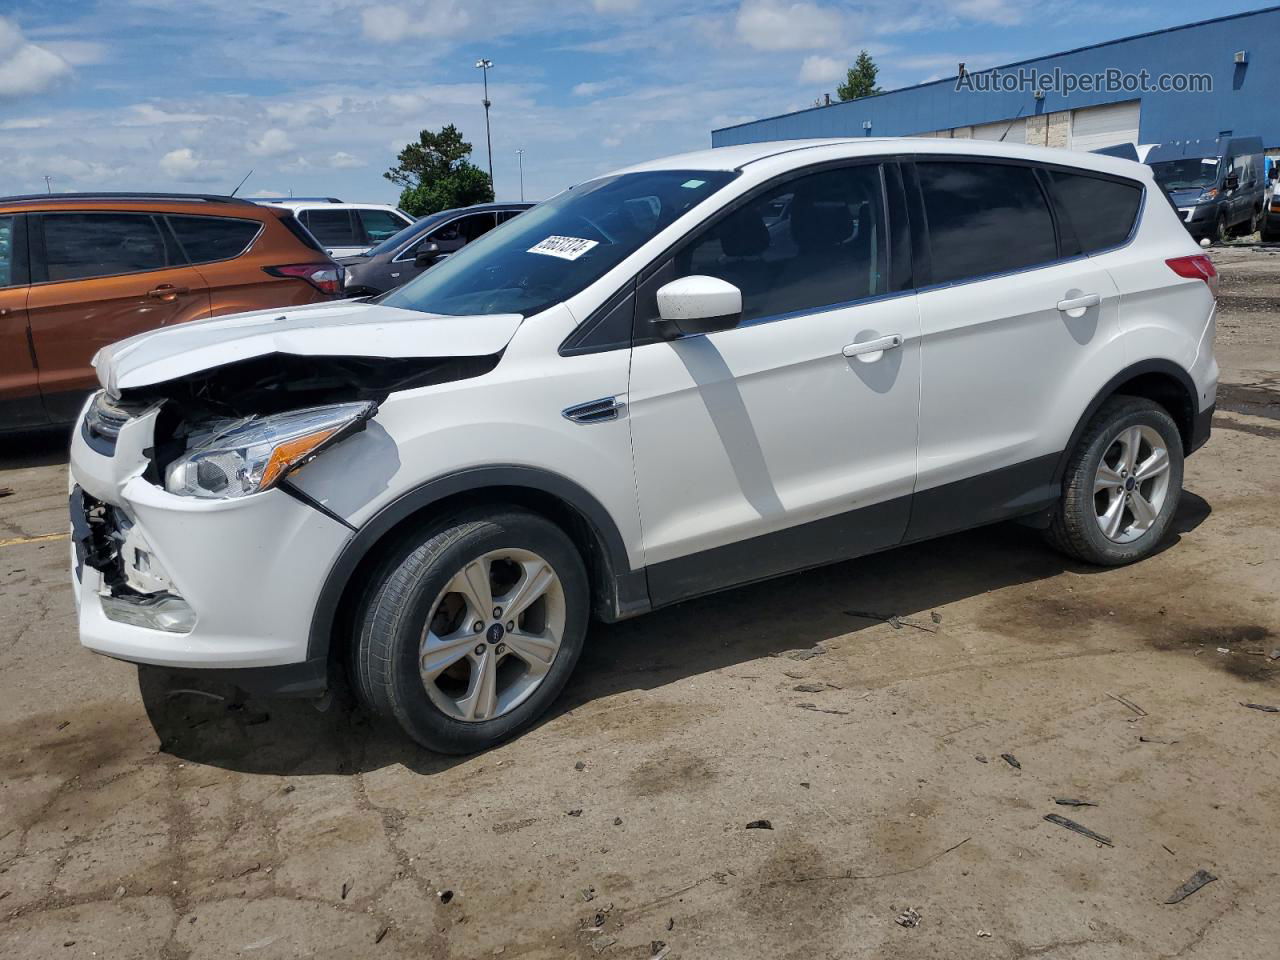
[1047,171,1143,254]
[167,215,261,264]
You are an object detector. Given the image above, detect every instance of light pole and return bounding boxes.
[475,58,494,195]
[515,148,524,202]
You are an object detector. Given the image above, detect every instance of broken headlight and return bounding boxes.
[164,402,376,499]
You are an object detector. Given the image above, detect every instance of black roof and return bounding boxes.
[0,191,257,206]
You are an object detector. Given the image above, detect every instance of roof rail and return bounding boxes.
[252,196,345,203]
[0,191,257,205]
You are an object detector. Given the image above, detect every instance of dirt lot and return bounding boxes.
[2,246,1279,960]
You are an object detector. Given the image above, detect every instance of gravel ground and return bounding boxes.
[2,246,1278,959]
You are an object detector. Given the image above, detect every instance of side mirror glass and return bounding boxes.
[414,241,441,266]
[1224,175,1240,191]
[654,275,742,339]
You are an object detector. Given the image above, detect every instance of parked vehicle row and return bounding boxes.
[253,198,414,258]
[340,202,533,296]
[1148,136,1266,244]
[67,138,1218,754]
[0,193,344,430]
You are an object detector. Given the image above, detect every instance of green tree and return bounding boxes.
[385,124,494,217]
[837,50,881,102]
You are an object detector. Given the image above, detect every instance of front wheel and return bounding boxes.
[351,509,589,753]
[1045,396,1184,566]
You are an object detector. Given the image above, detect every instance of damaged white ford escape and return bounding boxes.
[70,138,1218,752]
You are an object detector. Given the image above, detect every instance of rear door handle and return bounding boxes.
[842,334,903,363]
[147,284,188,301]
[1056,293,1100,313]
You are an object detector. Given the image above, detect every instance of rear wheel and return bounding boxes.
[351,509,589,753]
[1045,396,1184,566]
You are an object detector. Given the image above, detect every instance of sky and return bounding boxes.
[0,0,1269,205]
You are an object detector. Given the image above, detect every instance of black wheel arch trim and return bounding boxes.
[1054,358,1201,486]
[306,465,646,663]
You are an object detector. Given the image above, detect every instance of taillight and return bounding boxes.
[264,263,344,296]
[1166,254,1218,298]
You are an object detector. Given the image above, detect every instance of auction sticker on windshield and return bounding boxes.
[527,236,599,261]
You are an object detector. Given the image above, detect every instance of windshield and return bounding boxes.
[364,212,451,258]
[1151,158,1220,191]
[377,170,738,318]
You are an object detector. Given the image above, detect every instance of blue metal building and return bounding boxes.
[712,6,1280,155]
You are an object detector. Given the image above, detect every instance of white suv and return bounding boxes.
[254,199,413,258]
[70,138,1218,752]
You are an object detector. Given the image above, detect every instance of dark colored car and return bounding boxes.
[1150,137,1266,243]
[339,202,533,296]
[0,192,343,431]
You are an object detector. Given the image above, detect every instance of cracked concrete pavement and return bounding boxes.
[1,245,1278,959]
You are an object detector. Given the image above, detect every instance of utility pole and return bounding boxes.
[43,175,53,194]
[475,58,494,195]
[516,148,524,202]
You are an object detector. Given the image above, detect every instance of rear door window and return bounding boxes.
[916,161,1057,285]
[167,215,261,264]
[301,209,359,247]
[672,163,887,324]
[459,212,498,243]
[357,208,407,244]
[41,213,174,282]
[1046,171,1142,254]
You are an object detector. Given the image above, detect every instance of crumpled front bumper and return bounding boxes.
[69,398,352,682]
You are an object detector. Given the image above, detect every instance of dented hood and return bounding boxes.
[94,300,523,393]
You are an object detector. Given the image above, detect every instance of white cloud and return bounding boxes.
[798,54,843,86]
[328,151,365,169]
[0,116,52,130]
[734,0,843,52]
[951,0,1022,26]
[160,148,201,179]
[0,17,74,99]
[572,79,622,98]
[248,127,294,156]
[360,1,470,43]
[40,39,108,66]
[117,103,213,127]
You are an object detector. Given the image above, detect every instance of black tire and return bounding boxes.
[351,508,589,753]
[1045,396,1184,566]
[1213,213,1229,245]
[1263,223,1280,244]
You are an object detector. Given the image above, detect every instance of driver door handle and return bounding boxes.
[842,334,903,363]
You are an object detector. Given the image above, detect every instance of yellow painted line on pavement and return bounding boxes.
[0,532,70,549]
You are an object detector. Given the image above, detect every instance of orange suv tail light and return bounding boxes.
[1166,254,1218,299]
[264,263,344,296]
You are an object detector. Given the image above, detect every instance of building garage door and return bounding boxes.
[1069,100,1140,153]
[972,117,1026,143]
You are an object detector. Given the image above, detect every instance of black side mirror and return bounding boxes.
[1269,166,1278,182]
[414,241,441,267]
[1224,174,1240,191]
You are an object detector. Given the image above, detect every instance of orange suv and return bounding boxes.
[0,192,345,430]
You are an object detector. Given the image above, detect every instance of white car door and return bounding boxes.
[626,162,922,605]
[907,158,1123,540]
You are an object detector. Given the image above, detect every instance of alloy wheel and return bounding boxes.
[419,549,566,723]
[1093,424,1172,543]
